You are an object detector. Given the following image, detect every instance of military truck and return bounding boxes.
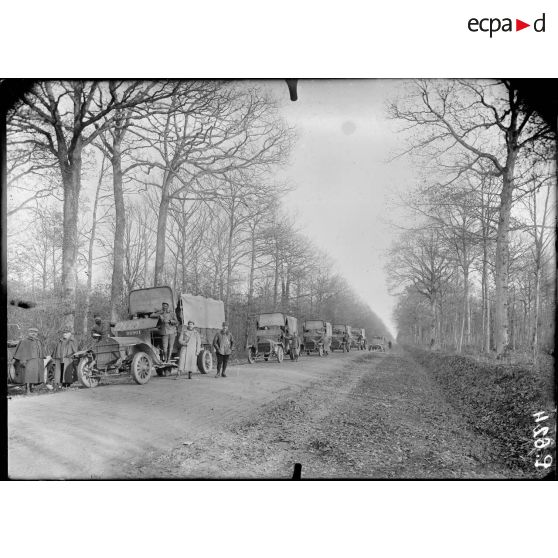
[331,324,351,352]
[247,312,298,363]
[368,335,386,352]
[75,287,225,387]
[301,320,332,357]
[353,328,367,350]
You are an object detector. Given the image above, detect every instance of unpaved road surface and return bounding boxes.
[8,349,525,479]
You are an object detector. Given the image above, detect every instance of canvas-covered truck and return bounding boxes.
[301,320,332,356]
[74,287,225,387]
[331,324,351,352]
[176,293,226,373]
[247,312,298,363]
[368,335,386,352]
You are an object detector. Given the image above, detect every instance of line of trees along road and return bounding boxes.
[6,80,390,349]
[387,79,556,362]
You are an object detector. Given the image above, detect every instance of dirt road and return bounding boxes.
[8,352,353,479]
[8,349,524,479]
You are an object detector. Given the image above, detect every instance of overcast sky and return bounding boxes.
[260,80,414,336]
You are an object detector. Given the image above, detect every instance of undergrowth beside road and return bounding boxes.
[405,346,556,476]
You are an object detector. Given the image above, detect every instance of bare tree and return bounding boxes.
[8,81,155,329]
[390,79,553,355]
[132,82,293,286]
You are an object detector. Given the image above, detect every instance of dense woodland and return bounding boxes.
[386,80,556,363]
[6,80,389,350]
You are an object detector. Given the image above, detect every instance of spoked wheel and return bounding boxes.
[131,351,152,385]
[318,346,324,357]
[276,346,284,363]
[248,349,256,364]
[197,348,213,374]
[77,357,100,388]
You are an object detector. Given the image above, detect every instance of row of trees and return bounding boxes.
[386,80,556,362]
[7,80,389,349]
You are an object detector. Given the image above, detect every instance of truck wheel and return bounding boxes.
[77,357,99,388]
[197,349,213,374]
[276,346,284,363]
[131,351,152,385]
[248,349,256,364]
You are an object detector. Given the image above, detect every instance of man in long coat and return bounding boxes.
[12,327,46,393]
[52,326,78,388]
[177,320,202,379]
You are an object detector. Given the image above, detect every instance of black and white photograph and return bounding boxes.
[3,78,556,480]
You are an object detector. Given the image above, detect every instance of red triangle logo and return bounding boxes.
[516,19,530,31]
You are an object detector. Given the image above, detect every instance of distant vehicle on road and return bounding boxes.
[75,287,225,387]
[369,335,386,352]
[247,312,298,363]
[301,320,332,356]
[331,324,351,352]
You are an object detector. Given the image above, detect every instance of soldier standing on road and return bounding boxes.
[12,327,46,394]
[177,320,202,379]
[342,331,349,352]
[151,302,178,362]
[52,326,78,389]
[213,322,234,378]
[322,331,331,356]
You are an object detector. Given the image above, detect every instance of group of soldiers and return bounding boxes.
[9,305,236,392]
[11,325,79,393]
[150,301,235,379]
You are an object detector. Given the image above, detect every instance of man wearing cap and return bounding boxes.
[150,302,178,362]
[52,326,78,388]
[91,315,107,341]
[12,327,46,393]
[213,322,235,378]
[177,320,202,379]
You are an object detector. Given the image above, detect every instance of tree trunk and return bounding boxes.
[494,165,515,356]
[459,267,469,353]
[61,149,82,332]
[245,228,257,347]
[82,158,105,336]
[273,241,280,309]
[430,296,437,349]
[110,130,126,321]
[225,213,235,316]
[154,176,171,286]
[532,263,541,364]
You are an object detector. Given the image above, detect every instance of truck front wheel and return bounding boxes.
[131,352,152,385]
[77,357,99,388]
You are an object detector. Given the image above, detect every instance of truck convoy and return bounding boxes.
[246,312,298,364]
[301,319,332,356]
[75,287,225,387]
